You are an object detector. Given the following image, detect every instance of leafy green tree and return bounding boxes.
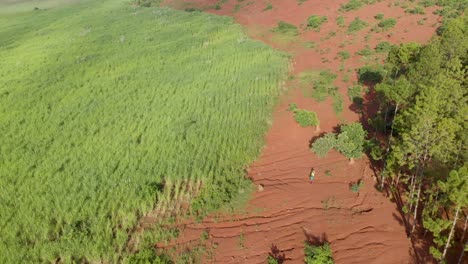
[336,123,367,163]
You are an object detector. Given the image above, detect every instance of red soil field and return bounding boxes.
[158,0,442,263]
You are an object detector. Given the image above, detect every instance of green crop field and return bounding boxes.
[0,1,288,263]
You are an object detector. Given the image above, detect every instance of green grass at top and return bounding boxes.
[0,1,288,263]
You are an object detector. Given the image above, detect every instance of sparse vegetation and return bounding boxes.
[356,47,374,56]
[347,85,363,107]
[377,18,397,30]
[263,3,273,11]
[340,0,363,11]
[300,70,338,102]
[272,21,299,36]
[375,41,392,53]
[350,179,364,193]
[338,50,351,60]
[347,17,368,33]
[307,15,328,31]
[374,13,384,20]
[406,6,425,14]
[304,242,334,264]
[336,15,345,27]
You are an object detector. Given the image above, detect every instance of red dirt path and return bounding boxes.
[159,0,442,263]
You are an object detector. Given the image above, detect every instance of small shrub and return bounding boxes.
[377,18,397,30]
[267,255,279,264]
[406,6,425,14]
[332,94,343,115]
[294,109,319,127]
[374,13,384,20]
[350,179,364,193]
[304,242,334,264]
[336,15,345,27]
[347,17,368,33]
[288,103,298,111]
[375,41,392,53]
[297,0,308,5]
[307,15,328,31]
[355,47,373,56]
[263,3,273,11]
[303,41,317,48]
[325,170,332,177]
[272,21,299,36]
[340,0,363,11]
[347,85,363,107]
[338,50,350,60]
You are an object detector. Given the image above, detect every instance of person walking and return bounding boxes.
[309,168,316,184]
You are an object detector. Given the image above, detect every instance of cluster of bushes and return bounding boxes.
[272,21,299,36]
[311,123,367,163]
[347,17,368,33]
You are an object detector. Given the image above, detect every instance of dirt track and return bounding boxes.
[159,0,441,262]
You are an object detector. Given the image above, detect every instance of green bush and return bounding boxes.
[267,255,279,264]
[293,109,319,127]
[336,15,345,27]
[350,180,364,193]
[406,6,426,14]
[338,50,350,60]
[304,243,334,264]
[263,3,273,11]
[374,13,384,20]
[312,123,367,160]
[377,18,397,30]
[332,94,343,115]
[272,21,299,35]
[375,41,392,53]
[355,47,373,56]
[347,17,368,33]
[347,85,363,106]
[340,0,363,11]
[307,15,328,31]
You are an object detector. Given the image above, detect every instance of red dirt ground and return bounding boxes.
[158,0,442,263]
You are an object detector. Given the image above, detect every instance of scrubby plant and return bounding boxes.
[293,109,320,128]
[378,18,397,30]
[347,85,363,106]
[338,50,350,60]
[340,0,363,11]
[336,15,345,27]
[126,249,173,264]
[304,242,334,264]
[272,21,299,35]
[355,47,373,56]
[350,179,364,193]
[375,41,392,53]
[406,6,426,14]
[263,3,273,11]
[347,17,368,33]
[374,13,384,20]
[307,15,328,31]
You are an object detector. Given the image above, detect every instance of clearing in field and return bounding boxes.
[0,0,288,262]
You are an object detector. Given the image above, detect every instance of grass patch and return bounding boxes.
[300,70,338,102]
[263,3,272,11]
[338,50,350,60]
[336,15,345,27]
[347,17,368,33]
[406,6,425,14]
[304,242,334,263]
[377,18,397,30]
[0,1,288,263]
[375,41,392,53]
[272,21,299,36]
[303,41,317,48]
[374,13,384,20]
[350,179,364,193]
[307,15,328,31]
[293,109,320,127]
[340,0,363,11]
[355,46,373,56]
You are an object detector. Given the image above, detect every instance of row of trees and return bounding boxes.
[372,15,467,263]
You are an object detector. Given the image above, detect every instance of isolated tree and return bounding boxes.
[335,122,367,163]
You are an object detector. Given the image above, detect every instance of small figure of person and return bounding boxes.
[309,168,316,184]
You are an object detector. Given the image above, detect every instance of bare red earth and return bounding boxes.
[159,0,442,263]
